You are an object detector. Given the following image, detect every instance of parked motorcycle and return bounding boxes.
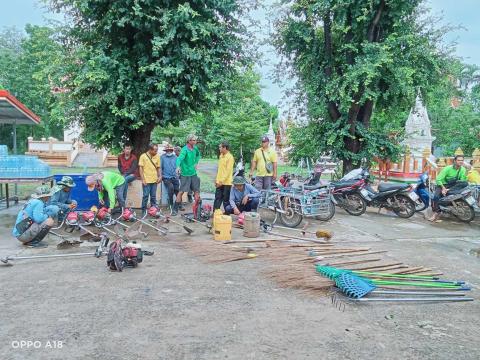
[436,181,476,223]
[414,172,431,212]
[347,168,418,218]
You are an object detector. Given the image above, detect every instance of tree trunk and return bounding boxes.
[129,123,155,156]
[342,155,355,175]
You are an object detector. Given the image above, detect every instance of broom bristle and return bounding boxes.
[316,229,332,239]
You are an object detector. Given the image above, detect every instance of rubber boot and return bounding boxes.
[172,202,179,216]
[27,224,52,247]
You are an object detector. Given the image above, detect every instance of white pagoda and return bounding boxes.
[266,118,276,150]
[404,95,435,156]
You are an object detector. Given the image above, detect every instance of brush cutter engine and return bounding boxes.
[147,206,161,218]
[107,240,144,271]
[93,207,113,227]
[121,208,136,222]
[81,211,95,225]
[192,200,213,222]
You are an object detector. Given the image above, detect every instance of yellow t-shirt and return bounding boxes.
[216,152,234,185]
[253,147,277,177]
[467,170,480,185]
[139,153,160,184]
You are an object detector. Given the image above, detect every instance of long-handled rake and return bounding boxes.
[333,272,473,302]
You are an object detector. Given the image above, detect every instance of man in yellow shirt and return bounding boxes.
[214,141,234,211]
[139,143,162,216]
[249,136,277,190]
[467,160,480,185]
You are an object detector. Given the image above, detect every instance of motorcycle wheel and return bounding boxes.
[344,193,367,216]
[392,194,416,218]
[279,198,303,228]
[414,199,428,212]
[452,199,475,223]
[315,200,336,221]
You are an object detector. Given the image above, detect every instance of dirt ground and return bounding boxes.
[1,202,479,360]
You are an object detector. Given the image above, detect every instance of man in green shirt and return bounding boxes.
[429,155,468,221]
[86,171,126,212]
[172,134,201,216]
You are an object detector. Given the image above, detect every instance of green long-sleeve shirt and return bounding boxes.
[98,171,125,207]
[176,145,201,177]
[436,165,467,186]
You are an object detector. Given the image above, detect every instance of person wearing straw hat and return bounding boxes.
[172,134,201,216]
[161,143,179,211]
[48,176,77,221]
[85,171,126,212]
[12,186,60,248]
[225,176,261,215]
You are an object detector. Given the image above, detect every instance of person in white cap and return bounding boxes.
[249,135,277,190]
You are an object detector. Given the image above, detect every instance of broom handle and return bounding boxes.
[372,290,466,296]
[372,279,465,289]
[354,297,473,302]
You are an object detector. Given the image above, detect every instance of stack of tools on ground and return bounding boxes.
[318,265,474,303]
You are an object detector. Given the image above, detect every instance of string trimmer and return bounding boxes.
[120,207,168,236]
[147,206,193,234]
[1,233,111,266]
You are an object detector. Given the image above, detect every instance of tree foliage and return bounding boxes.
[152,68,278,162]
[49,0,249,154]
[0,25,66,153]
[275,0,450,172]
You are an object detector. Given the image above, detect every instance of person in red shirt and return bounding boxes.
[117,143,139,204]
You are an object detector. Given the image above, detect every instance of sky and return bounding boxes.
[1,0,479,111]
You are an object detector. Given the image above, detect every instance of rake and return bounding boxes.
[316,265,465,286]
[333,273,473,302]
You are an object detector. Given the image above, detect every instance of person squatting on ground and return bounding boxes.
[429,155,468,222]
[250,136,277,191]
[172,134,201,216]
[214,141,234,211]
[225,176,261,215]
[118,143,139,201]
[86,171,127,212]
[139,143,162,216]
[161,143,179,212]
[48,176,77,222]
[12,186,60,248]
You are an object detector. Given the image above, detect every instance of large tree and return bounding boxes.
[49,0,249,154]
[275,0,450,172]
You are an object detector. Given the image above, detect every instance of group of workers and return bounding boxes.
[11,134,278,248]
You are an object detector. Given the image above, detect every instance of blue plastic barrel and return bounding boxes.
[53,174,99,210]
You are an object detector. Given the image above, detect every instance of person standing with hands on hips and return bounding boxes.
[139,143,162,216]
[249,136,277,190]
[172,134,201,216]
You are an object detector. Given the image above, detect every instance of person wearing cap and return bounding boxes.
[161,143,179,211]
[172,134,201,216]
[118,143,139,201]
[214,141,234,211]
[249,135,278,191]
[225,176,261,215]
[12,186,60,248]
[139,143,162,216]
[85,171,126,212]
[48,176,77,222]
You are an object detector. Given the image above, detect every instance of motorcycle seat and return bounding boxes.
[331,180,358,188]
[303,183,327,190]
[378,182,409,192]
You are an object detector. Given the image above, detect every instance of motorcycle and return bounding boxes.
[326,169,368,216]
[414,172,431,212]
[355,169,418,218]
[436,181,476,223]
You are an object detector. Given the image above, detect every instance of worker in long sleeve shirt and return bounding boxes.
[429,155,468,221]
[48,176,77,221]
[225,176,261,215]
[12,186,60,248]
[86,171,126,212]
[117,143,139,202]
[161,144,179,211]
[214,141,234,211]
